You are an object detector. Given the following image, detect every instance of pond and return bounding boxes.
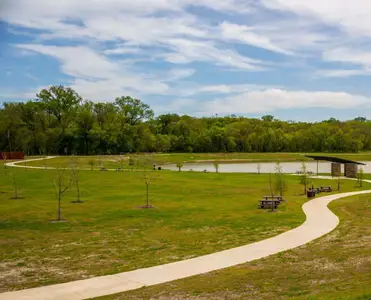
[163,161,371,174]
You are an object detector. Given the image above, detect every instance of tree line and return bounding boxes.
[1,85,370,155]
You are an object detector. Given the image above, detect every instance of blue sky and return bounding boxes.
[1,0,371,121]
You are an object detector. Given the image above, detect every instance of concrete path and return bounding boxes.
[4,156,57,169]
[1,186,370,300]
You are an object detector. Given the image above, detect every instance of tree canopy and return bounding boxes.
[1,86,370,155]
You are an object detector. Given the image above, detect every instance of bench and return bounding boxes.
[263,195,284,202]
[100,168,108,172]
[296,171,314,175]
[258,199,281,209]
[308,187,321,194]
[116,168,123,172]
[320,186,332,192]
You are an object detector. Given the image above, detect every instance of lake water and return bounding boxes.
[163,161,371,174]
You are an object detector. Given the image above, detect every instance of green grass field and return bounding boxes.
[1,158,368,293]
[96,194,371,300]
[24,152,371,170]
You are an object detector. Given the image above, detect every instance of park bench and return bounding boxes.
[263,195,284,202]
[308,187,321,194]
[100,168,108,172]
[115,168,123,172]
[258,199,281,209]
[320,186,332,192]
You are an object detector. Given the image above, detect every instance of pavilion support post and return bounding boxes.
[317,160,319,176]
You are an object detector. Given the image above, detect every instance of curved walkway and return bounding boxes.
[4,156,57,169]
[1,158,371,300]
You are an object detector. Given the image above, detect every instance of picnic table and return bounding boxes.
[319,186,332,192]
[263,195,283,201]
[308,187,321,194]
[258,199,281,209]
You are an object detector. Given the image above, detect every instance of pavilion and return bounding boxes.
[305,155,365,178]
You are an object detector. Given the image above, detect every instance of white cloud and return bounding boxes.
[162,38,264,70]
[15,44,169,98]
[261,0,371,37]
[316,69,371,78]
[202,89,370,114]
[323,48,371,67]
[104,47,142,55]
[219,22,292,55]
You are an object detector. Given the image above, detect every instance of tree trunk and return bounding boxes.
[146,184,149,207]
[58,195,61,221]
[77,181,80,202]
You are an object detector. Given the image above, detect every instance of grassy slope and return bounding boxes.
[97,194,371,300]
[24,152,371,169]
[0,162,366,292]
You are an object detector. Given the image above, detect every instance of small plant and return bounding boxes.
[176,162,184,172]
[257,163,261,175]
[88,159,95,171]
[357,168,364,187]
[213,161,220,173]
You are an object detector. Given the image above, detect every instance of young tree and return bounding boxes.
[119,155,125,170]
[357,168,364,187]
[213,161,220,173]
[43,159,48,170]
[337,176,341,191]
[10,173,19,199]
[142,171,156,208]
[257,163,261,175]
[3,155,8,175]
[176,162,184,172]
[129,156,135,171]
[299,162,310,195]
[97,156,102,169]
[71,159,83,203]
[88,158,95,171]
[274,162,287,197]
[268,173,275,212]
[53,168,70,221]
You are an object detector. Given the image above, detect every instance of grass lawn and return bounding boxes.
[24,152,371,170]
[0,160,368,292]
[95,194,371,300]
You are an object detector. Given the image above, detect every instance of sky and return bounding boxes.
[1,0,371,121]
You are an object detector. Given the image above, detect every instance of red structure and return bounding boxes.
[0,152,25,160]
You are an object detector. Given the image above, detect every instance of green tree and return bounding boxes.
[176,162,184,172]
[115,96,154,125]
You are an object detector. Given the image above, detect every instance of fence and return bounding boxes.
[0,152,25,160]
